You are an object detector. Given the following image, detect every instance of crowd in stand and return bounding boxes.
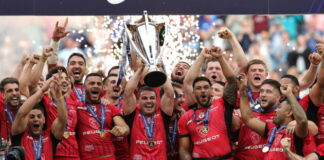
[0,15,324,160]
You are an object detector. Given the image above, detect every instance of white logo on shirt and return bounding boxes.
[84,144,94,152]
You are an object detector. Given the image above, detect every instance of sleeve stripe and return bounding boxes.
[179,134,190,138]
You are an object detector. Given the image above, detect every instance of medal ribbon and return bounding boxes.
[265,125,288,149]
[52,98,69,131]
[86,104,106,132]
[192,107,211,127]
[140,112,154,141]
[169,116,178,150]
[32,132,43,160]
[247,85,259,106]
[4,103,18,124]
[74,85,85,102]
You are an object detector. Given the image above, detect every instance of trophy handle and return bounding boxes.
[123,23,149,65]
[155,23,169,65]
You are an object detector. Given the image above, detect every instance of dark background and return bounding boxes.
[0,0,323,15]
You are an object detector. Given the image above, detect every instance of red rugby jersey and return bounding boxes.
[264,122,316,160]
[70,84,83,102]
[77,103,121,160]
[235,91,260,108]
[178,97,233,159]
[0,101,18,141]
[298,95,322,146]
[317,103,324,146]
[315,143,324,158]
[234,111,275,160]
[111,100,130,160]
[42,95,79,158]
[124,107,171,160]
[11,128,60,160]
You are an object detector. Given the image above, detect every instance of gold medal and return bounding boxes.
[202,126,209,134]
[100,131,106,138]
[63,131,69,139]
[147,141,155,148]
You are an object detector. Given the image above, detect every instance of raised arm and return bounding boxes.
[29,46,53,94]
[298,53,321,91]
[11,78,52,136]
[11,53,29,79]
[238,73,266,137]
[160,76,174,116]
[51,72,68,140]
[218,27,248,74]
[281,84,308,138]
[18,55,38,97]
[123,59,146,115]
[209,46,237,105]
[183,48,210,106]
[48,18,70,71]
[309,44,324,107]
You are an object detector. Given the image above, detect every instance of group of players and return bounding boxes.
[0,18,324,160]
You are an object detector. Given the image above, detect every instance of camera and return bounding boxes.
[7,146,25,160]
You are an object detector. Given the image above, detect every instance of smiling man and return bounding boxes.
[11,75,67,160]
[179,46,238,159]
[103,74,129,160]
[171,62,190,84]
[123,59,174,159]
[67,53,88,102]
[0,77,21,141]
[76,73,129,160]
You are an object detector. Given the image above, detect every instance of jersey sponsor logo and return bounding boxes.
[135,140,163,145]
[244,144,265,150]
[82,129,110,136]
[193,135,220,145]
[250,131,261,144]
[133,154,142,160]
[269,147,284,152]
[84,144,94,152]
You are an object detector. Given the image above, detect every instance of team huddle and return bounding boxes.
[0,18,324,160]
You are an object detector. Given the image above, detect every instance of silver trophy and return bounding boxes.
[124,11,167,87]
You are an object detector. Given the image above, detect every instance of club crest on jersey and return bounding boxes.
[198,112,205,119]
